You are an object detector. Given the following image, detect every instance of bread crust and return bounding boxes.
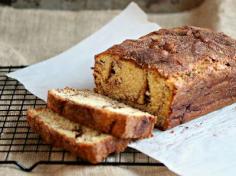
[27,108,129,164]
[96,26,236,77]
[94,26,236,130]
[166,68,236,129]
[47,90,155,139]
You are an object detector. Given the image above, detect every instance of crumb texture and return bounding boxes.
[52,88,152,116]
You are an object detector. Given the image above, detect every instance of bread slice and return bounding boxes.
[47,88,156,139]
[27,108,129,164]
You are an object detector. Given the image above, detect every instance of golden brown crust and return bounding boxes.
[165,68,236,129]
[47,90,155,139]
[27,108,129,164]
[166,96,236,129]
[97,26,236,77]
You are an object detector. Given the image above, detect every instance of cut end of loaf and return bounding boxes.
[94,54,174,129]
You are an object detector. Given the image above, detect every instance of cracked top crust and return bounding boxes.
[102,26,236,77]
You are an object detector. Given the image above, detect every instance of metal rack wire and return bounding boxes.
[0,66,164,172]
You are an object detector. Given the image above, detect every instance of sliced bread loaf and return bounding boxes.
[94,26,236,130]
[47,88,156,139]
[27,108,129,164]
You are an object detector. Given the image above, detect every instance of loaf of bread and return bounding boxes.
[94,26,236,130]
[27,108,129,164]
[47,88,155,139]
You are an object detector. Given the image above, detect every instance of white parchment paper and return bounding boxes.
[7,2,236,176]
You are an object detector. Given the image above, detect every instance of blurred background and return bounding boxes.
[0,0,235,66]
[0,0,204,13]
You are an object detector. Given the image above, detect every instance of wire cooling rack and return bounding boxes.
[0,66,164,172]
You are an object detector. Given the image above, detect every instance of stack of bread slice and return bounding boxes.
[27,88,156,163]
[27,25,236,163]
